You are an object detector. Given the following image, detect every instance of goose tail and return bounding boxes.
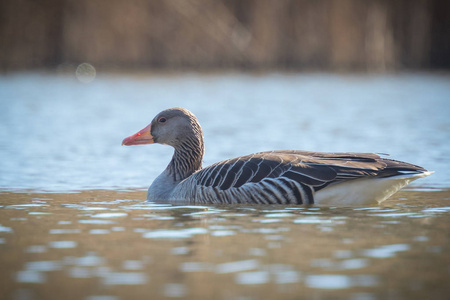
[315,170,434,206]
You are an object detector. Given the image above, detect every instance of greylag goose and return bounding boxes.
[122,107,432,205]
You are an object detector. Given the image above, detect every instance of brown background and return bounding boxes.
[1,0,449,72]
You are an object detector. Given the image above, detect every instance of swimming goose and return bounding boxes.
[122,107,432,205]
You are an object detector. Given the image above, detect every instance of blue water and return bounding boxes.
[0,72,449,191]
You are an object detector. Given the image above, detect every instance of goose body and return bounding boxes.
[122,107,432,205]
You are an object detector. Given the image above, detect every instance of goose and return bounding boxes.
[122,107,432,205]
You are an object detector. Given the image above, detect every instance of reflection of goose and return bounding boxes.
[122,107,432,205]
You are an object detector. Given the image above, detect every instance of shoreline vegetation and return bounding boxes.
[1,0,449,72]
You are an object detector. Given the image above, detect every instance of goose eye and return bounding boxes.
[158,117,167,123]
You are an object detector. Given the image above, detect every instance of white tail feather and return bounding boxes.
[315,171,434,206]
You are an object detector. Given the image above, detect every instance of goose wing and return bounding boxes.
[182,150,424,204]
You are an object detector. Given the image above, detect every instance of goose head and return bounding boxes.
[122,107,204,149]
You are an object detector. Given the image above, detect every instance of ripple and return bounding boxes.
[89,229,110,234]
[363,244,410,258]
[216,259,259,274]
[273,270,301,284]
[422,206,450,213]
[122,204,210,211]
[91,212,128,218]
[58,221,72,225]
[211,230,236,236]
[256,218,282,223]
[86,296,119,300]
[101,272,148,285]
[64,255,105,266]
[339,259,369,270]
[163,283,187,298]
[79,220,116,224]
[111,227,125,231]
[305,274,379,289]
[122,260,144,270]
[240,227,289,234]
[6,204,49,209]
[293,217,334,224]
[25,261,62,272]
[142,228,208,239]
[49,229,81,234]
[183,210,223,216]
[78,207,109,211]
[16,270,46,283]
[49,241,77,248]
[26,245,47,253]
[413,236,429,242]
[0,225,13,232]
[69,267,92,278]
[248,248,267,256]
[263,213,295,218]
[88,199,135,205]
[235,271,270,285]
[179,262,213,272]
[371,212,418,217]
[171,247,190,255]
[140,214,175,220]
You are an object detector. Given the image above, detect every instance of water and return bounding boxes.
[1,72,450,299]
[1,189,449,300]
[0,72,449,191]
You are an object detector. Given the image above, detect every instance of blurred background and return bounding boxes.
[1,0,449,72]
[0,0,449,191]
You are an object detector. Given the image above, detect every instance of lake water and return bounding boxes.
[0,72,449,299]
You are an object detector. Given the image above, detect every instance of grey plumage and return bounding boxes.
[122,107,431,205]
[173,150,427,204]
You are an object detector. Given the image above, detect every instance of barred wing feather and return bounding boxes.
[184,151,412,204]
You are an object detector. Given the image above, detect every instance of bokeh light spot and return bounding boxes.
[75,63,96,83]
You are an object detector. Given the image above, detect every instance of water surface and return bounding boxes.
[0,72,449,191]
[1,189,450,300]
[1,72,449,299]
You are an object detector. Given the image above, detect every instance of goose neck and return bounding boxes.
[167,139,204,182]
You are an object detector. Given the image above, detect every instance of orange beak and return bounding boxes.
[122,124,154,146]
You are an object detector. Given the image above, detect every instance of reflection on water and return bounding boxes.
[1,189,449,300]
